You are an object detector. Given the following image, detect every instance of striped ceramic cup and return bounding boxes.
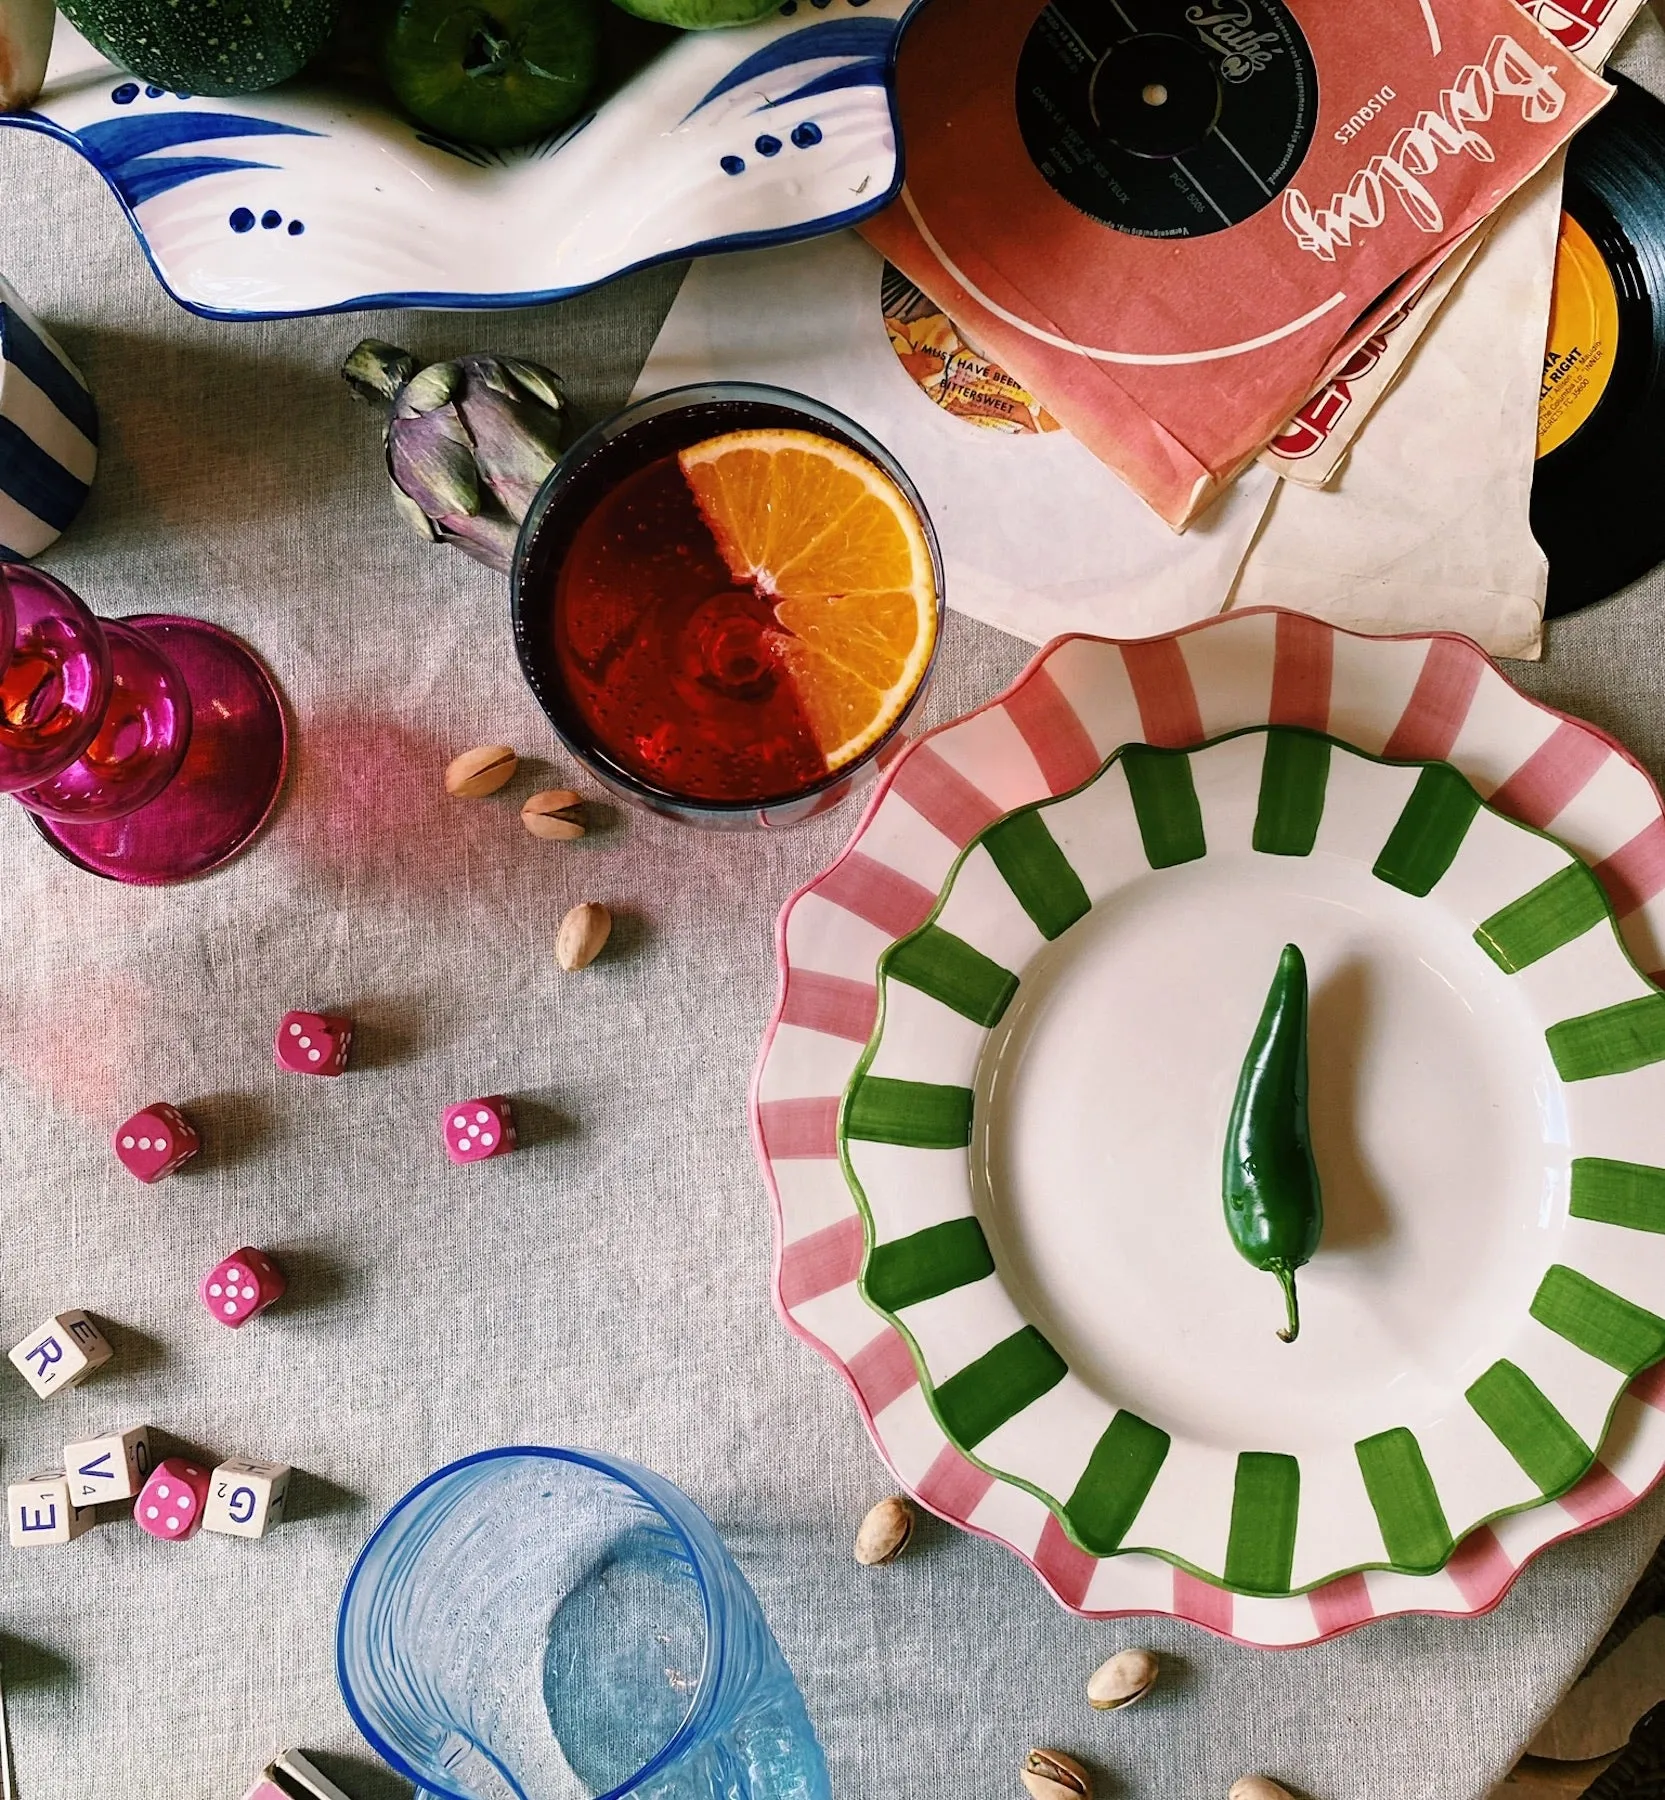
[0,277,96,560]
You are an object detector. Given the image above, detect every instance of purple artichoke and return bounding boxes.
[343,339,569,574]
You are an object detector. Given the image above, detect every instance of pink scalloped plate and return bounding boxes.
[751,607,1665,1647]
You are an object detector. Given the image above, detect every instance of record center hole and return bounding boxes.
[1141,82,1168,106]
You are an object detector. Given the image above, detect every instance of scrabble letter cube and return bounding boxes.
[113,1103,200,1183]
[64,1425,152,1505]
[9,1470,95,1546]
[444,1096,516,1165]
[204,1457,291,1538]
[241,1754,354,1800]
[8,1311,113,1398]
[200,1248,285,1328]
[135,1457,211,1541]
[274,1010,352,1076]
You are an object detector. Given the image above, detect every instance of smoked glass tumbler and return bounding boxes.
[337,1448,831,1800]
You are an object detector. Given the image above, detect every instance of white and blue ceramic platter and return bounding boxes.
[5,0,911,318]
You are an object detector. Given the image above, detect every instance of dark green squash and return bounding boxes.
[59,0,339,96]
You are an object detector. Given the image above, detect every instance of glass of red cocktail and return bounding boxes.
[511,383,944,829]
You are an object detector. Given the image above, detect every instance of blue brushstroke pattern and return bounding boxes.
[761,60,888,109]
[686,15,896,119]
[73,111,319,210]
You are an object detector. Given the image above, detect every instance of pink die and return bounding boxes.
[135,1457,211,1541]
[113,1104,199,1183]
[274,1010,352,1076]
[200,1248,285,1329]
[444,1097,516,1165]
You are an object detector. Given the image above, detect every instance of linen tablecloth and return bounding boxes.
[7,100,1665,1800]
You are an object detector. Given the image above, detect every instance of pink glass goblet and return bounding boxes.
[13,617,192,822]
[0,562,112,794]
[0,564,289,884]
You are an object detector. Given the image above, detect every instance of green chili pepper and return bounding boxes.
[1222,942,1324,1343]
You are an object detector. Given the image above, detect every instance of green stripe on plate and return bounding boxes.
[886,925,1019,1028]
[844,1077,973,1149]
[982,810,1090,941]
[1356,1427,1453,1572]
[1530,1264,1665,1375]
[865,1218,996,1313]
[934,1326,1068,1450]
[1122,745,1206,870]
[1546,995,1665,1082]
[1474,863,1611,974]
[1466,1359,1593,1494]
[1571,1157,1665,1233]
[1224,1451,1301,1595]
[1253,730,1330,858]
[1373,763,1481,897]
[1064,1409,1170,1555]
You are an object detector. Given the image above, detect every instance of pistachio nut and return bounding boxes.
[1021,1749,1091,1800]
[521,789,587,841]
[1228,1779,1293,1800]
[1086,1647,1158,1710]
[445,744,518,797]
[853,1495,914,1566]
[557,901,612,971]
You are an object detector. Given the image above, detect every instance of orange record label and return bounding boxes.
[1538,210,1620,457]
[881,264,1059,434]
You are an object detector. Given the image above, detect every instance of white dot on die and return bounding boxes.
[156,1484,170,1498]
[228,1268,243,1281]
[308,1049,321,1062]
[289,1022,302,1035]
[467,1124,480,1139]
[138,1137,152,1150]
[155,1138,168,1152]
[209,1283,223,1296]
[145,1505,158,1519]
[121,1136,135,1149]
[476,1110,490,1124]
[481,1134,495,1148]
[176,1493,191,1511]
[224,1301,239,1315]
[240,1286,255,1300]
[166,1517,180,1531]
[298,1035,311,1048]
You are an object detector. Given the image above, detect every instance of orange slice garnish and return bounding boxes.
[677,429,938,771]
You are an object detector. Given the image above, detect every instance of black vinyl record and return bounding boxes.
[1532,73,1665,618]
[1014,0,1318,240]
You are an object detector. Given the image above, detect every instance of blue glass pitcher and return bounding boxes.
[336,1448,831,1800]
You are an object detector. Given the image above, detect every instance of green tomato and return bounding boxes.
[608,0,779,26]
[385,0,602,148]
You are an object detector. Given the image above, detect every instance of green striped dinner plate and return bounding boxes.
[837,725,1665,1598]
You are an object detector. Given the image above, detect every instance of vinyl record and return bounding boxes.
[1013,0,1318,240]
[1532,73,1665,617]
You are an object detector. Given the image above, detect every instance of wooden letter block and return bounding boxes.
[204,1458,291,1539]
[64,1425,152,1505]
[8,1470,95,1546]
[8,1311,113,1398]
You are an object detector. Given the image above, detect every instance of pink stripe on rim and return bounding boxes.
[1307,1571,1374,1636]
[1381,637,1484,762]
[756,1096,840,1160]
[1033,1513,1098,1609]
[888,744,1005,847]
[777,1216,865,1309]
[1121,637,1205,749]
[1559,1460,1634,1526]
[1171,1568,1235,1634]
[1003,666,1102,794]
[1269,610,1334,733]
[1595,819,1665,918]
[915,1442,997,1521]
[814,852,938,939]
[1445,1527,1513,1608]
[1630,1361,1665,1412]
[847,1325,921,1416]
[1486,722,1611,830]
[779,969,878,1043]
